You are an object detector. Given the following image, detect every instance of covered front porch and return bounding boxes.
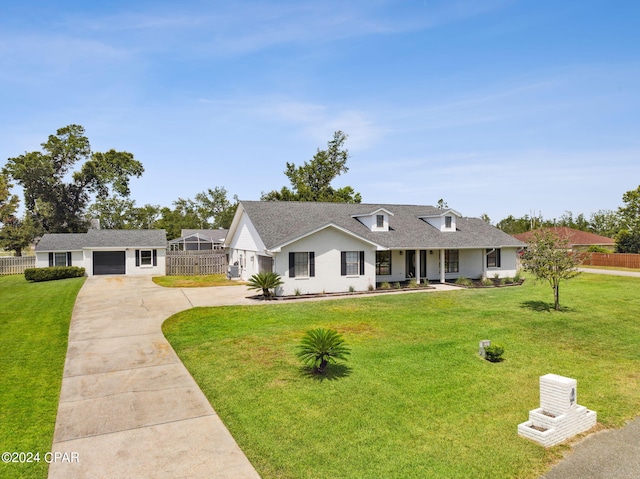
[375,247,516,285]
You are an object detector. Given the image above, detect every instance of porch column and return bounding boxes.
[440,249,446,284]
[415,249,420,284]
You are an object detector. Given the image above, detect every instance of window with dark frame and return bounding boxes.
[445,249,459,273]
[341,251,365,276]
[376,250,391,275]
[376,214,384,228]
[294,252,309,277]
[445,216,452,228]
[140,250,153,266]
[486,249,501,268]
[54,252,68,267]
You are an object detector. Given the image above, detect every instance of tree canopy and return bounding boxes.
[520,230,581,311]
[261,131,361,203]
[3,124,143,234]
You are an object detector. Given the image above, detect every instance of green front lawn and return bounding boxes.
[164,274,640,479]
[0,275,85,479]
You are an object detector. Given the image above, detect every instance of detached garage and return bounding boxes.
[35,229,167,277]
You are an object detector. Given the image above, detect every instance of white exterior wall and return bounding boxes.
[37,248,166,276]
[35,250,85,269]
[125,248,166,276]
[274,228,376,296]
[227,213,267,280]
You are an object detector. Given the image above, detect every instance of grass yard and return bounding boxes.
[152,274,244,288]
[0,275,85,479]
[164,274,640,479]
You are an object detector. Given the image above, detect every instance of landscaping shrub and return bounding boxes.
[24,266,85,282]
[408,279,418,288]
[481,278,494,287]
[247,272,283,298]
[484,343,505,362]
[379,282,391,290]
[296,328,350,373]
[455,276,473,286]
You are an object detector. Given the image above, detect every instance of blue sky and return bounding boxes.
[2,0,639,222]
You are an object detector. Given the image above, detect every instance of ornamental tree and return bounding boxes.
[520,230,581,311]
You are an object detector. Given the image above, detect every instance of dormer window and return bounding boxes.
[352,208,394,232]
[419,208,461,232]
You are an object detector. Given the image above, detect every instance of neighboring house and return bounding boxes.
[513,227,615,252]
[226,201,525,296]
[168,229,228,251]
[35,229,167,276]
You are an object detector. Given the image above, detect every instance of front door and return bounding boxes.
[405,250,415,279]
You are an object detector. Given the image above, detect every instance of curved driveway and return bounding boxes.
[48,276,260,479]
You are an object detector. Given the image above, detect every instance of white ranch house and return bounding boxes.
[35,229,167,276]
[226,201,525,296]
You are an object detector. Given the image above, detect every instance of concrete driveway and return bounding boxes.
[48,276,260,479]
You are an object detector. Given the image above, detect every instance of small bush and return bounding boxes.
[484,343,505,362]
[348,285,356,293]
[504,277,514,284]
[455,276,473,286]
[514,270,522,282]
[408,279,418,288]
[379,282,391,290]
[294,288,302,296]
[24,266,85,282]
[481,278,494,287]
[393,282,401,289]
[368,283,374,292]
[296,328,350,373]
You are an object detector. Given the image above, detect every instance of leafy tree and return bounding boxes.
[157,187,236,239]
[589,209,620,238]
[556,211,590,231]
[480,213,491,224]
[3,124,143,234]
[0,216,36,256]
[261,131,361,203]
[296,328,351,373]
[0,174,19,221]
[246,272,283,299]
[520,230,581,311]
[86,197,138,229]
[616,185,640,253]
[436,199,448,210]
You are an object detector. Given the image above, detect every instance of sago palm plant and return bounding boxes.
[246,272,283,299]
[296,328,350,373]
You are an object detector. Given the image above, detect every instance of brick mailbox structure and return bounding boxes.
[518,374,597,447]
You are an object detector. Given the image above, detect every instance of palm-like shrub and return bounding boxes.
[296,328,350,373]
[247,272,283,298]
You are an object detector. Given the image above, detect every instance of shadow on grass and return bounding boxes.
[520,301,574,313]
[299,363,352,382]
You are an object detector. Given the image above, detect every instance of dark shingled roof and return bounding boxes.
[36,229,167,251]
[239,201,525,250]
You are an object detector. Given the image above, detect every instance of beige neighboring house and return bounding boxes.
[225,201,525,296]
[513,227,615,252]
[35,229,167,276]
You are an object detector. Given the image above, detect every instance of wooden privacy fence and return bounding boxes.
[581,252,640,269]
[0,256,35,275]
[166,251,228,276]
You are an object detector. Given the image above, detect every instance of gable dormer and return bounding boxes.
[352,208,394,232]
[419,209,461,232]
